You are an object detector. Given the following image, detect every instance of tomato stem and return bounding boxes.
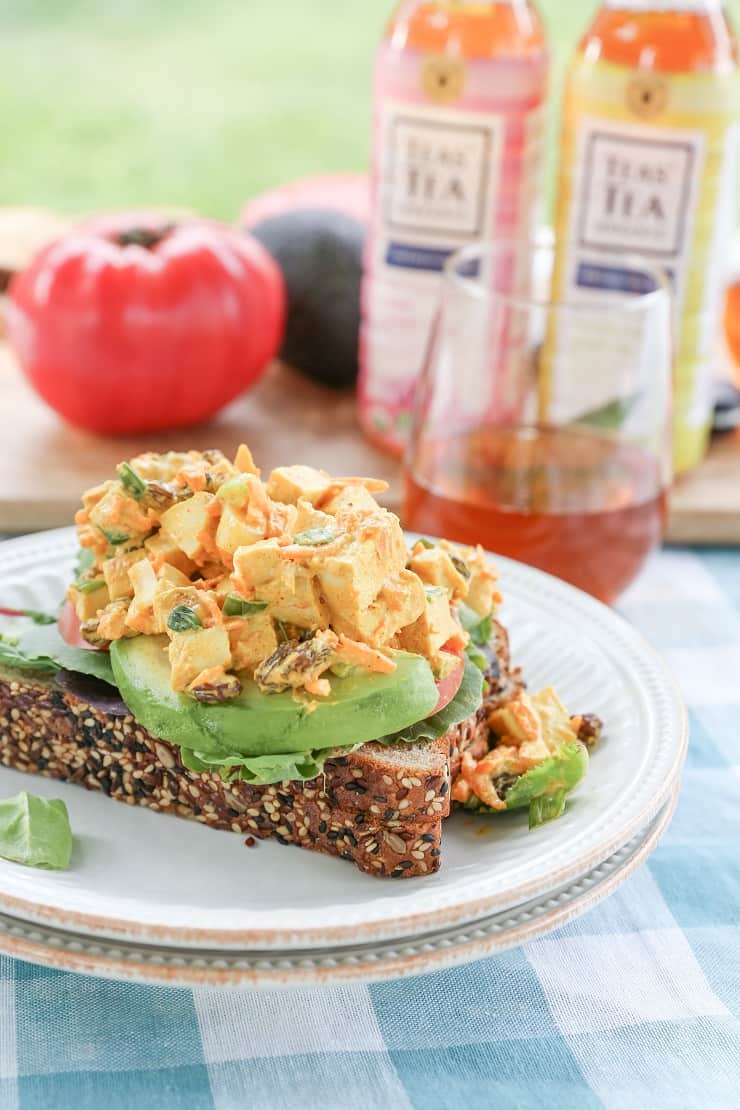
[115,224,175,250]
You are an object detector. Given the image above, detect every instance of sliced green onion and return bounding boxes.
[223,594,268,617]
[74,578,106,595]
[293,527,336,547]
[450,554,472,580]
[100,528,130,546]
[424,585,448,599]
[117,462,146,500]
[415,537,435,549]
[75,548,95,576]
[216,475,252,504]
[167,605,203,632]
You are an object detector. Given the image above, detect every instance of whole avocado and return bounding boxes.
[249,208,365,389]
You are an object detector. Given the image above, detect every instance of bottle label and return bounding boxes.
[551,58,740,471]
[383,102,503,242]
[566,115,705,323]
[362,97,544,449]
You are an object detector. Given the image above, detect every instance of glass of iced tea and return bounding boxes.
[403,239,672,604]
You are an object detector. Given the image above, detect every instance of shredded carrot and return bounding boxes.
[336,635,396,674]
[229,574,249,596]
[125,607,153,634]
[223,617,248,632]
[304,677,331,697]
[215,548,235,570]
[453,750,509,810]
[451,776,472,804]
[176,463,208,492]
[234,443,261,476]
[195,526,221,563]
[201,594,223,626]
[192,576,224,591]
[188,666,227,690]
[330,476,389,493]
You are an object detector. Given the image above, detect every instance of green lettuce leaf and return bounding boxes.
[0,619,117,687]
[463,741,589,829]
[374,654,484,747]
[457,603,493,647]
[0,791,73,869]
[527,789,568,829]
[180,742,364,785]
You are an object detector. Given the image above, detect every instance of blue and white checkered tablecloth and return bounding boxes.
[0,546,737,1110]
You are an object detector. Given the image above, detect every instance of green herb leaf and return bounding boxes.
[450,554,472,580]
[0,791,72,869]
[424,585,447,599]
[466,644,488,672]
[74,578,106,595]
[222,594,268,618]
[117,462,147,500]
[0,620,117,686]
[100,528,130,547]
[457,603,493,647]
[0,606,59,625]
[167,605,203,632]
[292,527,336,547]
[414,538,435,549]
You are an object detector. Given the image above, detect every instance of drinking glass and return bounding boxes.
[403,239,672,604]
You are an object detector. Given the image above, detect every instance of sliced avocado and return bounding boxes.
[110,635,439,758]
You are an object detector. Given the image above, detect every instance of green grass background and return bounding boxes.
[0,0,737,219]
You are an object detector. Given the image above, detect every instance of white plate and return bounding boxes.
[0,785,679,987]
[0,529,686,954]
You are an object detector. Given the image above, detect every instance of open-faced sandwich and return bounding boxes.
[0,447,600,877]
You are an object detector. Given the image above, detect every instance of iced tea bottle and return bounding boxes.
[552,1,740,474]
[359,1,549,456]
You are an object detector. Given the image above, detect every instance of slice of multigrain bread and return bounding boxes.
[0,623,521,878]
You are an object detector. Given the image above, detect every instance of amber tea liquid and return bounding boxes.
[404,425,666,603]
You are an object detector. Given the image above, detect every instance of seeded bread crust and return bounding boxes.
[0,622,522,878]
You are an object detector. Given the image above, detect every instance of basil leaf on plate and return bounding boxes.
[0,791,73,870]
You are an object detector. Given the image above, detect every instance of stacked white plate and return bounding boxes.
[0,530,686,986]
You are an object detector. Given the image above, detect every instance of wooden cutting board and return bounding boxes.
[1,341,738,543]
[0,345,400,531]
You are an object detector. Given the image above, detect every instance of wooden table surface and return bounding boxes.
[1,342,738,543]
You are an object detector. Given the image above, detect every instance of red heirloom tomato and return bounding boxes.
[7,213,285,434]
